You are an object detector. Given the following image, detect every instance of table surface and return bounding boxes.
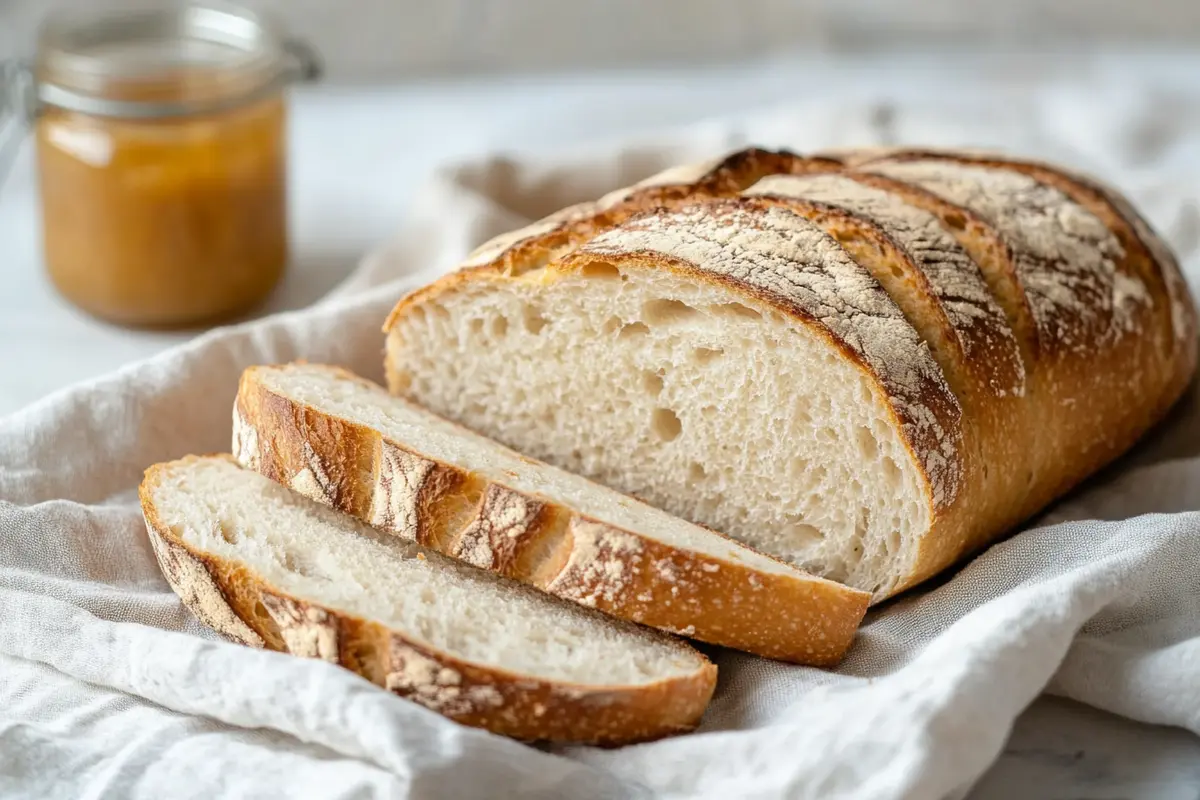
[3,52,1199,797]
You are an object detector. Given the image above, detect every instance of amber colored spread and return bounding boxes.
[36,78,287,327]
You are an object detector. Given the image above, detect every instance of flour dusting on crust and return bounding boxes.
[385,641,504,716]
[291,440,336,507]
[547,519,646,607]
[370,441,436,539]
[748,172,1027,397]
[232,407,259,470]
[261,593,338,662]
[454,485,543,570]
[146,525,264,648]
[864,160,1138,350]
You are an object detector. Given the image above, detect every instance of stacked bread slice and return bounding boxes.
[143,364,869,743]
[142,455,718,743]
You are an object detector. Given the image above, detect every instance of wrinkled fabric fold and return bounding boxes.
[2,96,1199,799]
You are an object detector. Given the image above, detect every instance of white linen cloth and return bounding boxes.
[2,93,1200,799]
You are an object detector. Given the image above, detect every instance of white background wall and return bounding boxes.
[3,0,1200,79]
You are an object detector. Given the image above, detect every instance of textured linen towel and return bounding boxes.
[2,94,1199,799]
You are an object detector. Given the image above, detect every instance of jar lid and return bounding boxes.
[21,1,319,119]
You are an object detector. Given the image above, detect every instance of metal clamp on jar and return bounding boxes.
[1,2,321,327]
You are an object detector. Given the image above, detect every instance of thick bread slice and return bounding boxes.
[382,147,1196,601]
[140,455,717,744]
[234,362,869,665]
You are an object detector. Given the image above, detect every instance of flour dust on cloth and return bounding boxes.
[3,96,1200,800]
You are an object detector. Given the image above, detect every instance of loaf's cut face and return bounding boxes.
[391,201,953,597]
[385,147,1196,600]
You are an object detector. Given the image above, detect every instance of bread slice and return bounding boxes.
[381,147,1194,601]
[140,455,717,744]
[233,363,869,665]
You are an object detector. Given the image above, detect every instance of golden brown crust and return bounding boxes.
[381,146,1198,602]
[140,457,717,745]
[381,149,838,332]
[833,153,1189,592]
[236,365,870,665]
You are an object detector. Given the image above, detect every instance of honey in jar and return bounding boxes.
[22,3,319,327]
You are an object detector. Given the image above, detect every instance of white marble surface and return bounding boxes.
[3,52,1199,797]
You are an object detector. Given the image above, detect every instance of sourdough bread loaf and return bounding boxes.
[233,362,870,665]
[382,147,1197,600]
[140,455,717,744]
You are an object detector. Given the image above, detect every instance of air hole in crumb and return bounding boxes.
[523,307,549,335]
[490,316,509,337]
[788,457,809,477]
[855,507,871,539]
[618,321,650,338]
[216,521,238,545]
[707,302,762,321]
[885,530,901,554]
[580,260,622,280]
[700,405,718,419]
[692,346,724,364]
[944,211,967,231]
[882,458,901,489]
[783,517,824,545]
[468,318,485,336]
[856,426,879,459]
[651,408,682,442]
[601,316,622,335]
[420,588,437,604]
[642,298,699,325]
[688,462,707,481]
[641,370,664,395]
[282,550,324,580]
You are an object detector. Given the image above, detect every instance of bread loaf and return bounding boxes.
[140,455,717,744]
[382,147,1196,600]
[232,362,869,664]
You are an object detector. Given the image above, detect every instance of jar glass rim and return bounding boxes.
[36,1,286,99]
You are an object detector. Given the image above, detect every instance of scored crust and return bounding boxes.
[235,364,871,665]
[140,456,717,745]
[382,145,1197,600]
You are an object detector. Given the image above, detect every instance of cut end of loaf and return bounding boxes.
[387,254,932,598]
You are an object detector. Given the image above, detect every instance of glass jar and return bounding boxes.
[1,2,320,327]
